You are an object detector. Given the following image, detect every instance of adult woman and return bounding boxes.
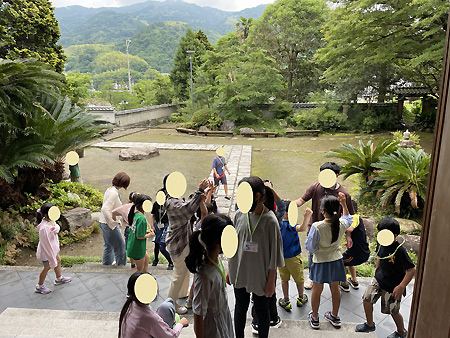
[99,172,130,266]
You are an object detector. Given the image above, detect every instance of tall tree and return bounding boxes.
[0,0,66,73]
[235,16,254,43]
[249,0,329,101]
[170,29,210,101]
[316,0,449,101]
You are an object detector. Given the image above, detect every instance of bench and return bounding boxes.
[197,130,234,137]
[241,131,279,138]
[285,129,320,137]
[176,127,197,135]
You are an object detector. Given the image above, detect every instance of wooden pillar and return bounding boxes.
[397,96,404,119]
[408,8,450,338]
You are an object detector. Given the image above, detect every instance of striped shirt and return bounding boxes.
[165,188,204,259]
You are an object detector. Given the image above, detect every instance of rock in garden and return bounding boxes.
[67,192,81,201]
[119,147,160,161]
[279,120,288,127]
[286,128,295,132]
[395,218,422,234]
[239,127,254,134]
[399,140,417,148]
[91,211,101,222]
[220,120,236,131]
[362,216,376,239]
[401,234,421,254]
[199,126,210,132]
[60,207,93,233]
[260,128,266,132]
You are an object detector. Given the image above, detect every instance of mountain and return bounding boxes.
[54,0,267,48]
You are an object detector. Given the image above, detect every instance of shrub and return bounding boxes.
[293,106,347,132]
[15,180,103,215]
[361,109,400,133]
[414,100,437,131]
[373,148,430,213]
[270,101,294,119]
[328,139,398,184]
[391,130,421,148]
[191,108,222,130]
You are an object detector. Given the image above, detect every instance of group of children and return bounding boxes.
[34,168,415,338]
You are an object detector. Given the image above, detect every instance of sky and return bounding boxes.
[51,0,275,12]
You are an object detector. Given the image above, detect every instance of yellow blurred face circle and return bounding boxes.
[166,172,187,198]
[221,225,238,258]
[156,191,166,205]
[135,273,158,304]
[142,200,152,213]
[236,181,253,213]
[216,147,226,157]
[66,151,79,166]
[288,201,298,227]
[377,229,395,246]
[318,169,337,189]
[48,206,61,221]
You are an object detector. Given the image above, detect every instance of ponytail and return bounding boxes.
[118,297,133,338]
[127,204,137,227]
[263,186,275,213]
[185,214,232,273]
[320,195,341,244]
[185,231,207,274]
[36,202,55,224]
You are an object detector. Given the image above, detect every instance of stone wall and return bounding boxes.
[115,104,178,126]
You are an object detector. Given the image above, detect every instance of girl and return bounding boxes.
[150,192,173,269]
[35,202,72,294]
[99,172,130,266]
[228,176,284,338]
[119,271,189,338]
[305,193,353,330]
[113,191,139,269]
[185,214,234,338]
[127,194,154,272]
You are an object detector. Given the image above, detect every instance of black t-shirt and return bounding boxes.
[151,202,169,223]
[375,241,415,293]
[348,216,370,259]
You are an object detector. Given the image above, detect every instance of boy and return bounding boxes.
[356,217,415,338]
[339,201,370,292]
[211,153,231,200]
[278,200,312,311]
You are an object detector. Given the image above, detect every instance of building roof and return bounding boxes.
[392,86,433,95]
[86,106,115,111]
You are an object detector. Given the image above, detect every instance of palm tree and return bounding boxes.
[235,16,254,43]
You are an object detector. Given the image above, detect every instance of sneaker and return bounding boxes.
[270,316,282,328]
[297,294,308,307]
[387,330,407,338]
[35,284,51,294]
[347,277,359,289]
[278,298,292,312]
[355,322,376,333]
[131,264,136,269]
[304,279,313,290]
[251,322,259,335]
[324,311,341,328]
[175,305,188,315]
[339,281,350,292]
[185,297,193,309]
[167,264,174,271]
[225,195,231,200]
[308,311,320,329]
[54,276,72,286]
[152,261,158,266]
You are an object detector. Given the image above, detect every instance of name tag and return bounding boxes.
[244,241,258,253]
[157,222,164,229]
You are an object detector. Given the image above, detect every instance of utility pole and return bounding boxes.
[186,50,195,111]
[126,40,132,93]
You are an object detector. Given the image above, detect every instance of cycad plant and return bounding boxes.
[373,148,430,213]
[328,139,398,184]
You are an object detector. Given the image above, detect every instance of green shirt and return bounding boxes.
[69,164,81,179]
[127,212,147,260]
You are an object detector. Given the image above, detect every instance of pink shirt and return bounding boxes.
[112,203,133,227]
[36,219,60,268]
[120,301,183,338]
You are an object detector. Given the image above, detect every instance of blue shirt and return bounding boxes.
[212,156,226,176]
[280,220,302,259]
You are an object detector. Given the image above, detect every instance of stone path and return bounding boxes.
[0,267,412,338]
[91,142,252,218]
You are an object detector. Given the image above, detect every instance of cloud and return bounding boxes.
[51,0,273,11]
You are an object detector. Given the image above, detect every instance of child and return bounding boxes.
[355,217,415,338]
[35,202,72,294]
[339,201,370,292]
[119,271,189,338]
[127,194,154,272]
[305,193,353,329]
[185,214,234,338]
[228,176,284,338]
[113,192,138,269]
[150,192,173,269]
[278,201,312,311]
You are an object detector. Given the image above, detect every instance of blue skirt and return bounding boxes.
[309,258,346,284]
